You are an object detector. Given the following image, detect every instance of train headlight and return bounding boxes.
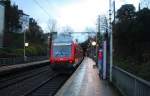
[50,59,54,63]
[69,60,73,64]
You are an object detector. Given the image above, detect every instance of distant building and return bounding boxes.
[18,10,29,33]
[0,1,29,33]
[0,3,5,48]
[1,1,29,48]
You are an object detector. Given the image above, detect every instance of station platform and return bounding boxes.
[55,57,120,96]
[0,60,49,75]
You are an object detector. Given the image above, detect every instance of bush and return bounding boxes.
[33,44,47,56]
[0,48,16,57]
[14,49,24,56]
[25,44,47,56]
[138,62,150,81]
[0,48,8,57]
[114,55,150,81]
[0,43,47,57]
[25,46,38,56]
[114,56,140,74]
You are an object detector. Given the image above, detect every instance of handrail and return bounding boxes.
[112,65,150,96]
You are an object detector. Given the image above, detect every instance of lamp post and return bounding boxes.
[91,41,97,61]
[24,29,29,61]
[24,42,29,61]
[24,30,26,61]
[47,35,50,57]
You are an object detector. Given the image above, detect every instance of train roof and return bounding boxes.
[53,33,73,43]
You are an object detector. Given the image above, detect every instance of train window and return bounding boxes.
[53,45,72,57]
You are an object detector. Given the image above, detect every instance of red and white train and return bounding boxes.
[49,33,83,70]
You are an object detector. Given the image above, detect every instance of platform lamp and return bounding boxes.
[23,27,29,61]
[24,42,29,61]
[91,41,97,61]
[91,41,96,46]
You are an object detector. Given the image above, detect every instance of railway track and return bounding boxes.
[0,66,50,89]
[24,74,69,96]
[0,64,71,96]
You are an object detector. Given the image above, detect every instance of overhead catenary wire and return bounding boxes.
[46,0,52,6]
[33,0,51,18]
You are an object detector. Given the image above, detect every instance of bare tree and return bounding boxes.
[47,19,57,32]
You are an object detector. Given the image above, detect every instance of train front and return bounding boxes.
[50,34,75,69]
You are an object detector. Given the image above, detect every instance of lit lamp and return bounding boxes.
[25,42,29,47]
[92,41,96,46]
[24,42,29,61]
[91,41,97,63]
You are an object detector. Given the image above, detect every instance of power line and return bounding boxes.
[46,0,51,6]
[33,0,51,17]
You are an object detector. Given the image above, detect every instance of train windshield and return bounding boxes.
[53,45,71,58]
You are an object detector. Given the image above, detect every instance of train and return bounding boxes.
[49,33,84,71]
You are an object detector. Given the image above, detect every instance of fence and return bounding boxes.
[112,66,150,96]
[0,56,49,66]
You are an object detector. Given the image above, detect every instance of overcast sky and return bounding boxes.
[11,0,140,32]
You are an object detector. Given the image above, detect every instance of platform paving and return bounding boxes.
[55,57,120,96]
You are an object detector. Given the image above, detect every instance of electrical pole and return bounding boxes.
[98,15,100,33]
[109,0,113,82]
[113,1,115,25]
[96,15,100,64]
[24,30,26,61]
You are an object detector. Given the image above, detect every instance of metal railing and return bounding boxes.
[0,56,49,66]
[112,66,150,96]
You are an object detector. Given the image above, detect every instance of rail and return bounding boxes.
[0,56,49,66]
[112,66,150,96]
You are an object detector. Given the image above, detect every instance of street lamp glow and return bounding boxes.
[92,41,96,46]
[25,43,29,47]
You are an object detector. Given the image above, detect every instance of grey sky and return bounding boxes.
[11,0,141,32]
